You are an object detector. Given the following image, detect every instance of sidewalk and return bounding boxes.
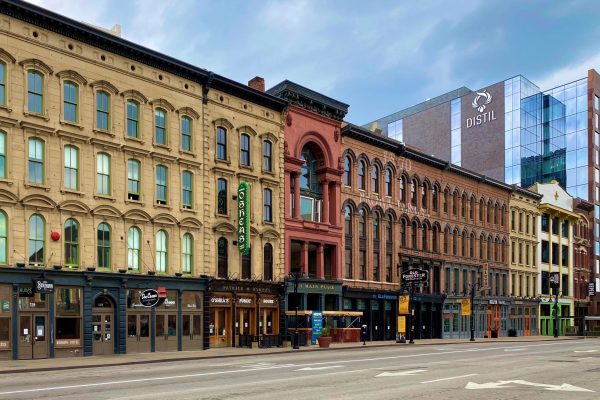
[0,336,591,375]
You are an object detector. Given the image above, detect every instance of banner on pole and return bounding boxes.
[399,295,410,314]
[461,299,471,316]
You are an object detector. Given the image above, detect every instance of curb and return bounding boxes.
[0,336,589,375]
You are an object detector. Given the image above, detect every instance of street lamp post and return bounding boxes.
[289,270,303,349]
[469,281,481,342]
[554,290,559,338]
[409,285,415,344]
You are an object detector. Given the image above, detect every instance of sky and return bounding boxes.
[28,0,600,124]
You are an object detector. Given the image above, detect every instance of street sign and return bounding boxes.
[588,282,596,296]
[139,289,160,307]
[550,272,560,289]
[401,268,428,286]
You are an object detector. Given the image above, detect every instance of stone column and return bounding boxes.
[302,241,309,276]
[317,243,324,279]
[293,173,301,219]
[321,179,329,224]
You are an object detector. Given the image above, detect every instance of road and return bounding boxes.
[0,339,599,399]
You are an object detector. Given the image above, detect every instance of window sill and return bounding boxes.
[94,194,116,202]
[61,188,85,196]
[124,135,144,145]
[59,120,84,130]
[179,149,196,157]
[180,207,196,214]
[239,164,254,171]
[125,199,145,206]
[24,183,50,191]
[263,220,275,226]
[93,128,115,137]
[23,111,50,122]
[154,203,172,210]
[261,169,276,176]
[215,158,231,165]
[215,212,231,219]
[154,143,171,151]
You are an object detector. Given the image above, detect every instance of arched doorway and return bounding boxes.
[92,295,115,355]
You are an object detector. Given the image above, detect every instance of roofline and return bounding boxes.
[1,0,287,111]
[342,123,542,199]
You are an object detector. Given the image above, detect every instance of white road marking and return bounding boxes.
[0,342,582,396]
[376,369,427,377]
[574,349,598,353]
[466,380,594,392]
[503,348,526,352]
[421,374,479,384]
[296,366,343,371]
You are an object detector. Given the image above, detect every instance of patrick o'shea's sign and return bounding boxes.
[238,182,250,254]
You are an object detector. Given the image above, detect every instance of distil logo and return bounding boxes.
[471,89,492,112]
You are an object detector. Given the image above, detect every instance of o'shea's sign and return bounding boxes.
[238,182,250,254]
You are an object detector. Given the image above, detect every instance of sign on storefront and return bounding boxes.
[33,279,54,294]
[482,263,489,289]
[461,299,471,316]
[398,295,410,314]
[588,282,596,296]
[139,289,160,307]
[311,311,323,345]
[401,268,428,287]
[237,182,250,254]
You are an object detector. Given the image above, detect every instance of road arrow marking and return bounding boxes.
[376,369,427,377]
[421,374,479,384]
[465,380,594,392]
[574,349,598,353]
[296,366,343,371]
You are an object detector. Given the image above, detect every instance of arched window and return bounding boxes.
[452,191,458,215]
[344,206,353,280]
[487,201,493,223]
[240,133,250,166]
[461,194,467,218]
[343,156,351,186]
[64,145,79,190]
[64,218,79,267]
[155,165,168,205]
[0,130,5,179]
[126,100,140,138]
[217,178,227,215]
[432,225,438,253]
[344,206,352,236]
[479,199,485,221]
[216,126,227,160]
[444,227,450,254]
[97,153,111,195]
[462,231,467,256]
[28,214,45,265]
[127,159,141,201]
[242,248,252,279]
[470,196,475,220]
[0,211,6,264]
[443,189,449,213]
[452,229,458,255]
[97,223,111,269]
[480,235,485,259]
[182,170,193,209]
[494,204,499,225]
[358,161,366,190]
[155,230,168,273]
[28,138,44,184]
[217,237,228,278]
[155,108,167,145]
[263,140,272,172]
[470,234,475,258]
[263,188,272,222]
[300,148,320,193]
[494,238,499,261]
[422,182,428,209]
[0,61,6,107]
[371,165,379,193]
[96,90,110,131]
[181,116,192,152]
[263,243,273,281]
[385,215,393,242]
[487,236,493,260]
[182,233,193,274]
[412,221,418,250]
[410,180,417,205]
[358,209,366,238]
[422,223,429,251]
[373,214,381,281]
[127,227,141,271]
[27,70,44,114]
[432,186,438,211]
[400,219,407,248]
[399,176,406,202]
[63,81,78,122]
[385,168,392,196]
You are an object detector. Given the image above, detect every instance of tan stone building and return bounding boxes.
[508,189,541,336]
[0,0,286,359]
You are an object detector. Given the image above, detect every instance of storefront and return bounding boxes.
[208,280,283,349]
[0,267,208,359]
[342,288,397,341]
[509,300,539,336]
[443,298,511,339]
[539,297,573,336]
[404,293,444,339]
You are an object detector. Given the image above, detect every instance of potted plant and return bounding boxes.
[317,326,332,348]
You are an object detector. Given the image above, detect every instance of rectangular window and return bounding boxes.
[344,248,352,279]
[182,171,193,209]
[387,119,403,142]
[541,214,549,232]
[155,165,168,205]
[55,287,81,344]
[63,82,78,122]
[240,134,250,166]
[359,250,366,280]
[0,132,5,179]
[126,100,139,138]
[552,243,559,265]
[127,160,140,201]
[96,91,110,131]
[541,271,549,295]
[216,127,227,160]
[373,253,379,281]
[595,95,599,111]
[0,62,5,106]
[181,117,192,152]
[385,253,392,283]
[562,274,568,296]
[551,217,558,235]
[300,196,322,222]
[542,240,549,263]
[28,139,44,184]
[64,147,78,190]
[263,189,272,222]
[217,179,227,215]
[562,245,568,267]
[561,220,569,237]
[27,71,43,114]
[263,141,272,172]
[96,154,111,195]
[155,109,166,145]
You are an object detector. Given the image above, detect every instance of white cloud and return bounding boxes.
[533,52,598,91]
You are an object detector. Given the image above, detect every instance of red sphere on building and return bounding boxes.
[50,231,60,241]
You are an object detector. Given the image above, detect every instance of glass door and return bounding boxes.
[182,314,202,350]
[155,314,177,351]
[92,313,113,355]
[126,314,150,353]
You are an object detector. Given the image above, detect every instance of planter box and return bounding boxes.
[317,337,332,348]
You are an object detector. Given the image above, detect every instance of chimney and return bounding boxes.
[248,76,265,92]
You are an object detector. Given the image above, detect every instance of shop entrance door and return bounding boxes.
[126,313,150,353]
[524,308,531,336]
[182,314,202,350]
[18,314,47,359]
[210,308,231,348]
[236,308,255,347]
[92,296,114,356]
[155,314,178,352]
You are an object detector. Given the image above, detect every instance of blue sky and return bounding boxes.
[30,0,600,124]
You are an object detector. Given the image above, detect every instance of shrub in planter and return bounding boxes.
[318,326,332,348]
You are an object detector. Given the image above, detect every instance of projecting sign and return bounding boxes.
[589,282,597,297]
[237,182,250,254]
[33,279,54,294]
[482,263,489,289]
[139,289,160,307]
[401,269,428,286]
[550,272,560,289]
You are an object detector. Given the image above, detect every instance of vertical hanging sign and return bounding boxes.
[238,182,250,254]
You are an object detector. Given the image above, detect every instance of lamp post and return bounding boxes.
[408,285,415,344]
[468,281,481,342]
[554,290,559,338]
[289,270,303,349]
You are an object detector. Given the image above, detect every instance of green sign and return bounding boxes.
[237,182,250,254]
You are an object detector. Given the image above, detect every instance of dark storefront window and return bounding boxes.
[542,214,549,232]
[242,249,251,280]
[542,241,549,263]
[218,238,228,278]
[552,243,559,265]
[18,290,46,310]
[263,243,273,281]
[0,286,10,346]
[55,287,82,343]
[561,245,568,267]
[541,271,549,295]
[359,250,366,280]
[552,217,558,235]
[562,274,569,296]
[385,253,392,282]
[562,220,569,237]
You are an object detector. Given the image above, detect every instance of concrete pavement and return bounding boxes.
[1,337,599,400]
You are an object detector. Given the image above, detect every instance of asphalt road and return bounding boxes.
[1,339,599,400]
